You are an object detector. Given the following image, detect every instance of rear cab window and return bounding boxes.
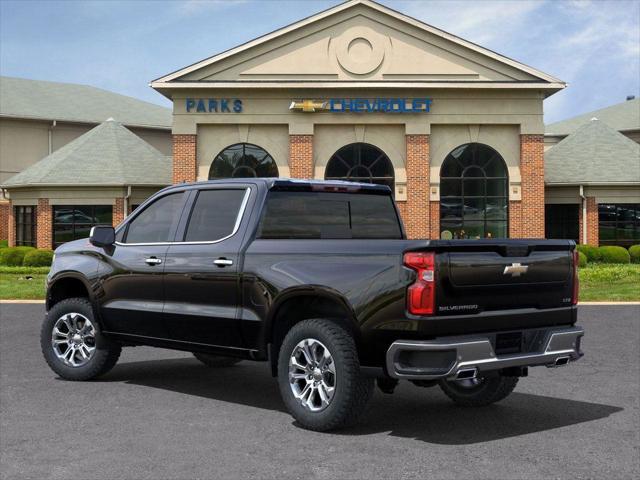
[258,191,403,239]
[183,188,248,242]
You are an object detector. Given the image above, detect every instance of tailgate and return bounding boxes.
[431,240,575,313]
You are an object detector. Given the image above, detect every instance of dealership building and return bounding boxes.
[1,0,638,248]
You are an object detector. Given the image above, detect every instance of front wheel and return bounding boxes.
[277,319,374,431]
[40,298,121,381]
[439,375,518,407]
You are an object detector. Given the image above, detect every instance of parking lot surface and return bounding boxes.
[1,304,638,479]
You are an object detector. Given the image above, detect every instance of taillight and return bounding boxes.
[572,250,579,305]
[404,251,436,315]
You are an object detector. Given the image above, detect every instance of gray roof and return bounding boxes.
[0,76,171,129]
[1,119,171,188]
[545,119,640,185]
[546,98,640,136]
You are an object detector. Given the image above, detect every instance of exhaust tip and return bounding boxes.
[555,356,570,367]
[456,368,478,380]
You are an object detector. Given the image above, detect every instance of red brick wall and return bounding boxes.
[289,135,314,179]
[7,201,15,247]
[509,201,523,238]
[518,134,545,238]
[172,134,197,184]
[0,201,9,242]
[113,197,125,227]
[36,198,52,249]
[430,201,440,239]
[579,196,599,246]
[405,134,430,239]
[396,201,407,230]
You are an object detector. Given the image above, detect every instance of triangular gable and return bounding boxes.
[152,0,564,91]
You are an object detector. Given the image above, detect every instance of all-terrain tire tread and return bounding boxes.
[439,376,519,407]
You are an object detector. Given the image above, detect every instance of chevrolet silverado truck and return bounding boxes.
[41,179,584,431]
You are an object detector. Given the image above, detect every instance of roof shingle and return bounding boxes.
[0,76,171,128]
[545,119,640,185]
[546,98,640,136]
[1,119,171,188]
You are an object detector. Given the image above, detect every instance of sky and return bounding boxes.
[0,0,638,124]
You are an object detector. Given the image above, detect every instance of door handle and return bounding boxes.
[213,258,233,267]
[145,257,162,266]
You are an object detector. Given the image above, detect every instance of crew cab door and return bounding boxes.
[99,191,187,338]
[162,185,253,348]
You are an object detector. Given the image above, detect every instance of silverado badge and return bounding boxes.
[503,263,529,277]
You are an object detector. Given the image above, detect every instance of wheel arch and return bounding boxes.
[47,273,96,316]
[265,286,361,376]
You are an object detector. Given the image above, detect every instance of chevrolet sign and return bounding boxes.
[503,263,529,277]
[289,98,433,113]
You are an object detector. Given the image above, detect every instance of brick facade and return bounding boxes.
[578,196,599,245]
[404,135,430,239]
[113,197,125,227]
[289,135,314,179]
[7,201,15,247]
[518,134,545,238]
[172,134,197,184]
[509,201,522,238]
[0,202,9,242]
[36,198,52,249]
[429,201,440,240]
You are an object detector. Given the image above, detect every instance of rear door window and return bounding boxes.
[258,191,402,239]
[183,188,248,242]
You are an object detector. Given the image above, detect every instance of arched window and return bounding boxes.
[325,143,395,192]
[209,143,278,179]
[440,143,508,239]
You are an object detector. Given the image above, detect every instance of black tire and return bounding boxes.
[41,297,121,381]
[277,318,374,432]
[192,352,242,367]
[439,375,518,407]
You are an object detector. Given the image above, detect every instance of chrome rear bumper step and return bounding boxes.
[386,326,584,380]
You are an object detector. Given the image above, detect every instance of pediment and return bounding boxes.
[154,0,562,88]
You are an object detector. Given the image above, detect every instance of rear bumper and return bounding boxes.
[386,325,584,380]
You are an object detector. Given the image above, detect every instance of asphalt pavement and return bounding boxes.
[1,304,638,479]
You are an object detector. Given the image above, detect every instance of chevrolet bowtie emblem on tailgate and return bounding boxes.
[503,263,529,277]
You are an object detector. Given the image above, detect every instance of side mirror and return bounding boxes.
[90,225,115,247]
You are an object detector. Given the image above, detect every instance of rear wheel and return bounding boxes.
[277,319,374,431]
[192,352,242,367]
[439,375,518,407]
[41,298,121,381]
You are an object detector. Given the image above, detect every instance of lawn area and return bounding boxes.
[0,267,49,300]
[579,263,640,302]
[0,264,638,302]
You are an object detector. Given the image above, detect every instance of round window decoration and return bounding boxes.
[325,143,395,192]
[209,143,278,179]
[334,27,386,75]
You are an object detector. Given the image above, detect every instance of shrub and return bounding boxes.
[22,249,54,267]
[576,244,601,262]
[629,245,640,264]
[0,239,8,248]
[577,251,587,268]
[0,246,35,266]
[597,246,630,264]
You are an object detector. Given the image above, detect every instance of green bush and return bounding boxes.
[577,251,587,268]
[629,245,640,264]
[576,244,601,262]
[0,239,8,248]
[0,246,35,266]
[22,249,54,267]
[597,246,630,264]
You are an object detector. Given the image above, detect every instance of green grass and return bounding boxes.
[579,264,640,302]
[1,265,638,302]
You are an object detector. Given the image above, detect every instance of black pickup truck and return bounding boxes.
[41,179,583,431]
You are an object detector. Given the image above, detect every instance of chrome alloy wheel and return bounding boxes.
[288,338,336,412]
[51,313,96,367]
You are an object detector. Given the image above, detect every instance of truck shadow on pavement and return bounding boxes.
[103,357,622,445]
